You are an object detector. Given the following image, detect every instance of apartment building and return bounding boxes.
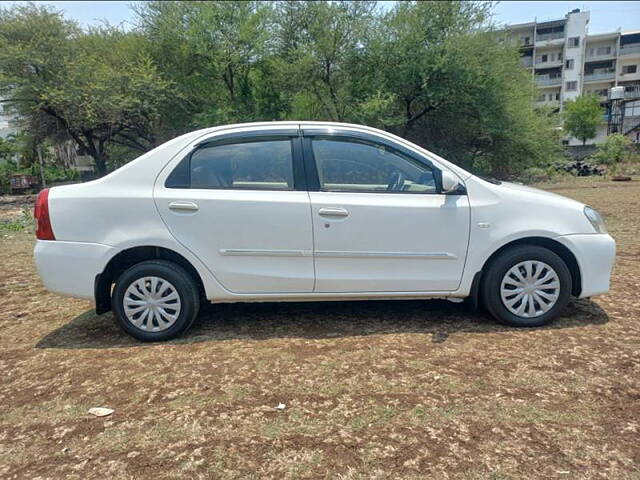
[503,9,640,145]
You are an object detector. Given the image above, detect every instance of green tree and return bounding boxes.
[135,1,273,133]
[591,133,634,165]
[562,94,603,145]
[0,4,172,175]
[365,1,561,176]
[134,0,562,178]
[271,0,387,123]
[0,1,565,179]
[0,135,17,161]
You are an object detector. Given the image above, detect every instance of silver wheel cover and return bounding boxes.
[500,261,560,318]
[123,276,182,332]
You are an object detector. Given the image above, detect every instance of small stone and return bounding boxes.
[88,407,114,417]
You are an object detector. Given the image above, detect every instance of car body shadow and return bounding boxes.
[35,297,610,350]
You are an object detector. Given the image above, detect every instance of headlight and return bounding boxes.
[584,206,607,234]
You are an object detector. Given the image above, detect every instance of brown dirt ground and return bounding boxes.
[0,179,639,479]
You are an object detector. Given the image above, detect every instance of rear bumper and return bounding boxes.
[34,240,117,299]
[555,233,616,298]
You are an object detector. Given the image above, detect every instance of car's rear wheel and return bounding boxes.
[112,260,200,341]
[481,245,572,327]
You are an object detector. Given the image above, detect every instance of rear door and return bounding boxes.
[303,129,470,293]
[154,129,315,294]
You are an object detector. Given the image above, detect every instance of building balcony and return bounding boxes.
[536,32,564,42]
[623,85,640,100]
[585,50,617,61]
[520,57,533,68]
[619,70,640,82]
[584,70,616,82]
[536,99,560,107]
[620,44,640,56]
[596,93,609,103]
[535,59,563,68]
[535,76,562,86]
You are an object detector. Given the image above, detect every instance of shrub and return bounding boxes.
[591,134,634,165]
[518,167,549,184]
[0,206,34,233]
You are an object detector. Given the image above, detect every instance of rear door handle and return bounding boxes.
[318,207,349,217]
[169,201,199,212]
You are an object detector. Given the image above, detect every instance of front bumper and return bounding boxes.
[34,240,117,299]
[555,233,616,298]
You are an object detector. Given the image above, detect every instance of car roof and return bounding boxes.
[106,121,472,183]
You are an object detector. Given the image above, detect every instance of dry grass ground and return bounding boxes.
[0,178,639,479]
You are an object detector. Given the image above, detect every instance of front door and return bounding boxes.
[155,134,315,294]
[306,134,470,293]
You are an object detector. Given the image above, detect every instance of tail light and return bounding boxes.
[34,188,55,240]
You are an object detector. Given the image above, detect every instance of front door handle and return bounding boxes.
[318,207,349,217]
[169,201,199,212]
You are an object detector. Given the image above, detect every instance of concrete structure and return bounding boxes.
[0,106,16,140]
[503,9,640,145]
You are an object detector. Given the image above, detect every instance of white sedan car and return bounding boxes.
[33,122,615,341]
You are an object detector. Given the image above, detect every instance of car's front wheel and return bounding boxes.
[112,260,200,341]
[481,245,572,327]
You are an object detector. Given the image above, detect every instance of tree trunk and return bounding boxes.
[36,145,46,188]
[81,133,108,176]
[92,152,108,176]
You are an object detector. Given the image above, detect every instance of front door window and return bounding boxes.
[311,137,436,193]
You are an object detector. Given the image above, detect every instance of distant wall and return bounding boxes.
[564,145,598,160]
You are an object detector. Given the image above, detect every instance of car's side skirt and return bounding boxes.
[209,291,464,303]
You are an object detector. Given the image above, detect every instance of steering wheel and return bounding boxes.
[387,171,406,191]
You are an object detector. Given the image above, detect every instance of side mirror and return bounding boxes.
[441,170,462,194]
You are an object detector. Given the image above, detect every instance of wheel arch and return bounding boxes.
[472,236,582,307]
[94,246,206,314]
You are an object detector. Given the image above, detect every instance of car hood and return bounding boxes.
[497,181,585,208]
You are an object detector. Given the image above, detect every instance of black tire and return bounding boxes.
[481,245,572,327]
[112,260,200,342]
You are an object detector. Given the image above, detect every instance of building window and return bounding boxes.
[537,93,546,101]
[625,100,640,117]
[622,64,638,74]
[565,59,574,69]
[555,92,561,100]
[568,37,580,48]
[596,46,612,56]
[541,54,548,62]
[566,81,578,91]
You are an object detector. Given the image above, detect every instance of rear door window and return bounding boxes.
[167,139,295,190]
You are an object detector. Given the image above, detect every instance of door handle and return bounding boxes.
[169,201,199,212]
[318,207,349,217]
